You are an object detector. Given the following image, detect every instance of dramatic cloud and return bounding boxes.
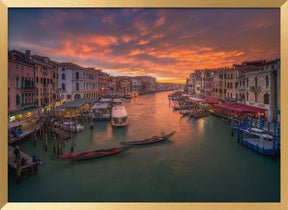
[8,8,280,84]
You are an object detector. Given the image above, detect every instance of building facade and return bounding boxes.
[58,63,98,103]
[32,54,58,107]
[8,50,36,113]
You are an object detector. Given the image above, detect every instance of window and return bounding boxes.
[246,78,249,87]
[76,72,79,79]
[16,64,19,70]
[62,73,65,80]
[51,79,53,84]
[264,94,269,104]
[67,95,71,99]
[76,82,79,90]
[16,76,19,88]
[62,83,65,90]
[36,77,38,83]
[16,94,20,105]
[266,75,269,87]
[255,77,258,88]
[246,92,249,101]
[62,67,65,71]
[21,66,24,71]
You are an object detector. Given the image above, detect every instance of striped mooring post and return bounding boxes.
[231,113,234,136]
[276,128,280,154]
[237,124,240,143]
[273,136,276,160]
[238,116,241,125]
[254,118,257,128]
[268,122,270,133]
[249,118,252,137]
[259,115,263,129]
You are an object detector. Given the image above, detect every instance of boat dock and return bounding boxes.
[8,126,40,145]
[242,138,275,155]
[8,145,40,184]
[50,127,71,140]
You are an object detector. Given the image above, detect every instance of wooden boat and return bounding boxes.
[193,113,208,118]
[59,146,131,160]
[120,131,176,145]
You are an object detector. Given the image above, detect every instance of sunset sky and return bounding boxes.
[8,8,280,84]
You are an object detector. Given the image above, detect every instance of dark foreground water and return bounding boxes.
[8,91,280,202]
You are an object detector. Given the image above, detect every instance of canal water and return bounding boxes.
[8,91,280,202]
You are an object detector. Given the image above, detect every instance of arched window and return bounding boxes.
[246,77,249,87]
[76,72,79,80]
[76,82,79,90]
[62,83,65,90]
[255,76,258,88]
[62,73,65,80]
[266,75,269,87]
[246,92,249,101]
[16,76,19,88]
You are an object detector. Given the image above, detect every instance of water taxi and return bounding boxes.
[91,103,111,120]
[111,105,128,127]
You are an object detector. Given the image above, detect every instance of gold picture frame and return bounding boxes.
[0,0,287,209]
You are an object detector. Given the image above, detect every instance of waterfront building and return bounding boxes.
[130,78,142,93]
[8,50,36,114]
[58,63,98,103]
[94,70,111,97]
[244,59,280,122]
[186,58,280,122]
[108,77,117,93]
[32,54,59,107]
[134,76,156,94]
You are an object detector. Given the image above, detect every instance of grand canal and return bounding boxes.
[8,91,280,202]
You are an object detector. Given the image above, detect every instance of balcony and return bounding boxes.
[250,86,261,91]
[21,86,36,91]
[72,76,83,80]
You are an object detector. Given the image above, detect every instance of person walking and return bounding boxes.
[14,145,20,163]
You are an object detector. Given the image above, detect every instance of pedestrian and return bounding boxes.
[14,145,20,163]
[21,157,28,166]
[32,154,41,163]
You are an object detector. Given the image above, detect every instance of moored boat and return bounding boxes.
[111,105,128,127]
[120,131,176,145]
[91,103,111,120]
[59,146,131,160]
[76,146,131,161]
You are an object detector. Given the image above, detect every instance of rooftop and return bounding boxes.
[61,97,94,108]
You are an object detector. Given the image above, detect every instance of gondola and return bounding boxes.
[120,131,176,145]
[59,146,131,161]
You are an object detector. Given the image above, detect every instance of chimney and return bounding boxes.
[25,50,31,61]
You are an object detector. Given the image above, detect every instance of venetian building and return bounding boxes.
[244,59,280,122]
[8,50,36,112]
[32,54,58,107]
[58,63,98,102]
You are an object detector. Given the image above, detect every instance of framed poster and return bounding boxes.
[0,0,287,209]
